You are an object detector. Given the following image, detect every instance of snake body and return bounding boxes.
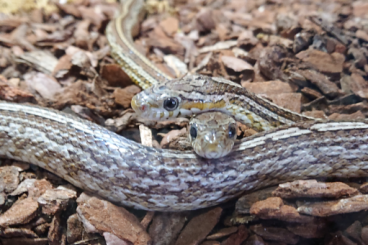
[1,0,368,212]
[2,101,368,211]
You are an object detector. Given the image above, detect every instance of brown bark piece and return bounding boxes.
[220,225,248,245]
[175,207,222,245]
[297,69,341,98]
[1,227,38,238]
[148,26,185,56]
[38,188,77,215]
[196,8,216,33]
[328,111,365,120]
[287,220,329,239]
[361,226,368,244]
[296,49,344,75]
[244,234,266,245]
[250,197,314,223]
[235,187,276,214]
[221,55,254,73]
[250,224,299,245]
[273,180,359,199]
[0,76,34,102]
[268,93,302,113]
[350,73,368,99]
[300,87,322,99]
[160,17,179,37]
[352,1,368,17]
[360,182,368,194]
[24,72,63,101]
[113,85,141,108]
[149,213,187,245]
[101,64,135,87]
[48,214,66,245]
[243,80,297,95]
[0,166,20,194]
[77,195,152,245]
[0,238,48,245]
[66,213,84,244]
[0,197,39,227]
[28,179,54,199]
[297,194,368,217]
[207,226,238,240]
[345,221,362,242]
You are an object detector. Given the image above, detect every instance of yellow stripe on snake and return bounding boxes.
[1,0,368,212]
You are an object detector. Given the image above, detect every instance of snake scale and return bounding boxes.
[1,0,368,211]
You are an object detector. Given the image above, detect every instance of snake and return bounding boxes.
[188,112,237,159]
[107,0,240,158]
[1,0,368,212]
[131,73,318,132]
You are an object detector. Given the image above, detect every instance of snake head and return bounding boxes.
[189,112,237,159]
[131,84,185,120]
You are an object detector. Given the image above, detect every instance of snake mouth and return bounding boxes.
[131,94,159,115]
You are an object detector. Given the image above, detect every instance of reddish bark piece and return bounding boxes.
[113,85,141,108]
[236,187,276,214]
[28,179,53,199]
[175,207,222,245]
[101,64,134,87]
[273,180,359,199]
[160,17,179,37]
[303,110,327,119]
[250,197,314,223]
[328,111,365,120]
[77,195,151,245]
[298,195,368,217]
[0,197,39,227]
[360,182,368,194]
[350,73,368,99]
[300,87,322,99]
[268,93,302,113]
[296,49,344,75]
[243,80,297,95]
[0,76,34,102]
[207,226,238,240]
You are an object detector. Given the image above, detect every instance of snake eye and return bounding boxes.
[228,124,236,139]
[190,124,197,139]
[163,97,179,111]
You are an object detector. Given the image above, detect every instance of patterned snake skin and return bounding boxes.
[2,101,368,211]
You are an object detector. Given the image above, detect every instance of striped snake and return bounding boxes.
[1,0,368,211]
